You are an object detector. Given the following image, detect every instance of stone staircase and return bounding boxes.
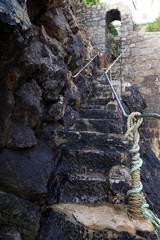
[37,68,158,239]
[51,68,125,204]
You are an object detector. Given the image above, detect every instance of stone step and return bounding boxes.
[57,148,122,174]
[59,171,109,203]
[69,118,123,134]
[81,103,117,111]
[38,203,156,240]
[89,91,110,98]
[87,98,111,105]
[52,130,124,150]
[79,109,119,119]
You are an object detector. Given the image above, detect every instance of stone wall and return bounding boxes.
[76,4,132,54]
[121,32,160,159]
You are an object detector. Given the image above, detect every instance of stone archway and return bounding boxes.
[105,8,121,62]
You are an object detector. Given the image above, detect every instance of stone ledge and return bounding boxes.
[52,202,154,236]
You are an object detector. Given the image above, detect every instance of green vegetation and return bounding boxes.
[133,21,141,32]
[146,16,160,32]
[108,22,118,36]
[83,0,101,5]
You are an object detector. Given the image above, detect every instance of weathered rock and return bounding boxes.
[45,96,67,122]
[62,106,79,129]
[38,8,83,72]
[0,141,54,200]
[0,0,32,79]
[39,25,64,60]
[27,0,66,22]
[7,122,37,149]
[64,79,81,109]
[0,191,41,240]
[12,80,42,127]
[0,84,15,149]
[122,85,147,113]
[0,228,21,240]
[63,5,79,34]
[42,80,59,102]
[37,203,158,240]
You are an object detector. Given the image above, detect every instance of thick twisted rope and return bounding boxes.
[122,112,160,228]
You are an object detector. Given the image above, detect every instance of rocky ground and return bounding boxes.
[0,0,160,239]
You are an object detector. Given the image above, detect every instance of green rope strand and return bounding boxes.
[122,112,160,229]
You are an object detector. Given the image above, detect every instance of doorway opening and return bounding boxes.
[106,9,121,63]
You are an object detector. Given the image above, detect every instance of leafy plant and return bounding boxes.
[108,22,118,36]
[83,0,101,5]
[133,21,141,32]
[146,16,160,32]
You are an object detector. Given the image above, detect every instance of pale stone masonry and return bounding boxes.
[76,3,160,158]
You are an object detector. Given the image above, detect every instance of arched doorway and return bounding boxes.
[105,9,121,63]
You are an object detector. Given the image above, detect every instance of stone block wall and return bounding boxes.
[76,4,132,54]
[122,32,160,158]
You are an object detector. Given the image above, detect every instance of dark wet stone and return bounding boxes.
[71,118,123,134]
[0,84,15,148]
[59,175,109,203]
[0,0,32,79]
[0,141,54,201]
[12,80,42,127]
[42,80,59,102]
[0,191,41,240]
[64,79,81,109]
[0,228,21,240]
[45,95,67,122]
[7,122,37,149]
[62,106,79,129]
[122,85,147,113]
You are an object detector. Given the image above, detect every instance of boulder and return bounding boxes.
[12,80,42,127]
[7,122,37,149]
[122,85,147,113]
[0,191,41,240]
[0,0,32,79]
[0,141,54,201]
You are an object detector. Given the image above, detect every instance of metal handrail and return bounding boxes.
[72,53,98,78]
[105,49,160,119]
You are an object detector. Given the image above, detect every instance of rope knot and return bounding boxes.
[122,112,160,229]
[122,112,143,145]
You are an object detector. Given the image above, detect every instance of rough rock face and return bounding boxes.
[0,0,96,238]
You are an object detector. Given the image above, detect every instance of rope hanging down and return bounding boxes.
[122,112,160,229]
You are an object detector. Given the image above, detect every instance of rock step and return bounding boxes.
[91,85,110,92]
[87,98,111,105]
[92,79,107,85]
[59,171,109,203]
[69,118,123,134]
[81,104,117,111]
[38,203,157,240]
[89,92,110,99]
[79,109,119,119]
[57,148,122,174]
[53,130,124,150]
